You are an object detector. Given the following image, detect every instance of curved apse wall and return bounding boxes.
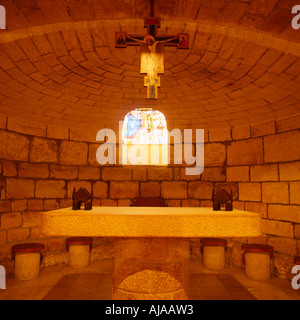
[0,114,299,279]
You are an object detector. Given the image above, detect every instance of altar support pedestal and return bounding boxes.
[112,238,190,300]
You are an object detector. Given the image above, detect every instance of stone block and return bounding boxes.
[209,128,231,142]
[47,125,69,140]
[2,161,17,177]
[231,244,244,268]
[93,181,108,199]
[232,201,245,210]
[22,212,42,227]
[180,168,201,181]
[30,137,58,163]
[132,168,147,181]
[101,199,118,206]
[41,252,68,267]
[250,120,275,137]
[268,204,300,223]
[227,166,249,181]
[102,167,131,181]
[0,130,29,161]
[0,114,6,129]
[232,125,250,140]
[148,167,173,180]
[88,144,100,166]
[239,183,261,201]
[166,200,181,207]
[69,127,99,142]
[48,238,66,252]
[262,219,293,238]
[11,200,27,212]
[245,202,267,218]
[50,165,78,179]
[7,228,30,242]
[0,231,5,244]
[44,200,60,211]
[295,224,300,238]
[118,199,131,206]
[201,167,226,181]
[28,200,44,211]
[264,131,300,163]
[290,182,300,205]
[0,200,11,212]
[6,178,35,199]
[204,143,226,167]
[7,118,46,137]
[161,181,187,199]
[276,115,300,133]
[279,162,300,181]
[59,141,88,165]
[182,199,200,207]
[58,197,72,207]
[36,180,66,199]
[78,166,100,180]
[141,182,161,198]
[1,212,22,229]
[188,182,213,199]
[227,138,263,165]
[250,164,278,181]
[110,182,139,199]
[262,182,289,204]
[19,163,49,178]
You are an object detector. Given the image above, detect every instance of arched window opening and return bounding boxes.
[121,108,168,165]
[122,108,168,144]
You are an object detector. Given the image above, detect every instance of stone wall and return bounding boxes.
[0,114,299,279]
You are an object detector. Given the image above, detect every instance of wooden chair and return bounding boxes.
[130,197,167,207]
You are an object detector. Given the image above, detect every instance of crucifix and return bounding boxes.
[115,0,189,99]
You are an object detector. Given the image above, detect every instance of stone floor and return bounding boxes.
[0,260,299,300]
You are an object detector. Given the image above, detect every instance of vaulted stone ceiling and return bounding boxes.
[0,0,299,134]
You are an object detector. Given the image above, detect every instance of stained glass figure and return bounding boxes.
[122,108,168,145]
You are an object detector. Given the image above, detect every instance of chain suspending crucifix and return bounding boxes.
[115,0,189,99]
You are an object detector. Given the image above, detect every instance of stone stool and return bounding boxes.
[12,243,45,281]
[200,238,227,270]
[242,244,273,281]
[66,237,93,268]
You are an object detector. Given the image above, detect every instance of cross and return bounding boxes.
[115,0,189,99]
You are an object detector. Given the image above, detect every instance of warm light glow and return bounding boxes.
[122,108,168,144]
[122,108,168,165]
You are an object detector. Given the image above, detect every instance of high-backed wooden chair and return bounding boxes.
[130,197,167,207]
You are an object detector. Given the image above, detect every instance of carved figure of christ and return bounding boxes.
[127,35,177,99]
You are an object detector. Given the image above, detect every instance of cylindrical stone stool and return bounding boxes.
[66,237,93,269]
[242,244,273,281]
[200,238,227,270]
[12,243,45,281]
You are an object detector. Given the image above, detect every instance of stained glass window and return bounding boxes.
[122,108,168,144]
[121,108,168,165]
